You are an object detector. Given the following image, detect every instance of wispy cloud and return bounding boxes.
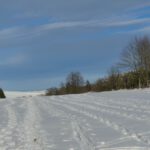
[0,16,150,40]
[30,17,150,32]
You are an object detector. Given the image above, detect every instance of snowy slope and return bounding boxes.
[0,89,150,149]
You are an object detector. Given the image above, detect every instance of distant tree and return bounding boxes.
[137,36,150,86]
[59,82,66,95]
[119,36,150,88]
[85,80,91,92]
[46,87,59,96]
[119,38,140,71]
[66,72,84,94]
[107,66,120,90]
[93,78,109,92]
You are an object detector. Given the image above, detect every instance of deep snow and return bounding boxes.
[1,89,150,149]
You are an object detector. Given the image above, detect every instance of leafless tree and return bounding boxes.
[66,72,84,93]
[107,66,120,90]
[119,36,150,87]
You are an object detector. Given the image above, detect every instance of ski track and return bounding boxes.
[50,94,150,149]
[0,90,150,149]
[55,97,149,122]
[0,103,17,149]
[19,98,49,150]
[51,101,145,148]
[0,97,55,150]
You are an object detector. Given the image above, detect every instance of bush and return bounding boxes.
[0,88,6,98]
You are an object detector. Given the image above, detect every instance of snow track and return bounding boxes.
[0,90,150,149]
[0,104,17,149]
[20,99,47,150]
[72,120,96,150]
[51,100,150,147]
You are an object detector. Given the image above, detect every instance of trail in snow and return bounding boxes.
[0,90,150,149]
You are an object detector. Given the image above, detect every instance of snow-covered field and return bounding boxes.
[1,89,150,150]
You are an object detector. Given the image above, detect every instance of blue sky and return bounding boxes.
[0,0,150,90]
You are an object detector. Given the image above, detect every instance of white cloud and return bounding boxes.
[33,17,150,32]
[0,15,150,40]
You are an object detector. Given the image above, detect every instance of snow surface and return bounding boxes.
[5,91,45,98]
[1,89,150,149]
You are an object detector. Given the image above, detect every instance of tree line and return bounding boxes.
[46,36,150,96]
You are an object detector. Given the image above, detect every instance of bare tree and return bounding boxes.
[66,72,84,93]
[85,80,91,92]
[107,66,120,90]
[137,36,150,70]
[119,36,150,88]
[119,38,140,71]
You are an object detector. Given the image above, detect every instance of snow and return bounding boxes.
[5,91,45,98]
[0,89,150,149]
